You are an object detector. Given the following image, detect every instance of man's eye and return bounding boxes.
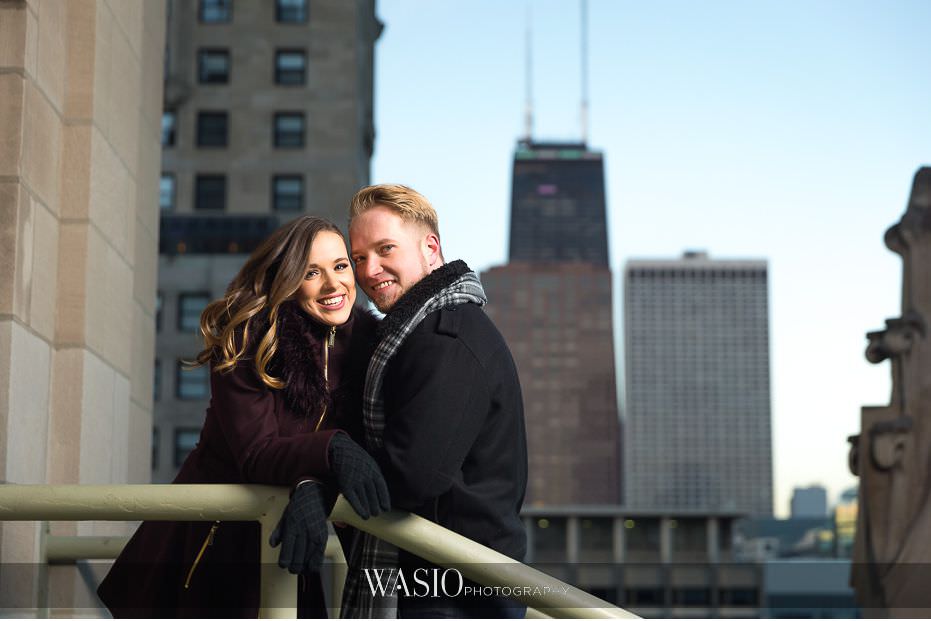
[379,244,395,254]
[352,256,364,265]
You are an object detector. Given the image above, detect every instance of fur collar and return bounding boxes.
[270,301,331,418]
[377,259,472,339]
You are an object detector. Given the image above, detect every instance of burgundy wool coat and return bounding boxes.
[96,302,377,618]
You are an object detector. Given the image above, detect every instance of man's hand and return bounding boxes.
[269,482,329,575]
[328,433,391,519]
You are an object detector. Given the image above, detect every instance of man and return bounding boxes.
[342,184,528,618]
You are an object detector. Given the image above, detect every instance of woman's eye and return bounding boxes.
[335,262,350,271]
[304,270,319,280]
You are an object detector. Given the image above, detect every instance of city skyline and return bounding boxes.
[369,0,931,516]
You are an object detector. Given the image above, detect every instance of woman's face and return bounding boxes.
[295,231,356,326]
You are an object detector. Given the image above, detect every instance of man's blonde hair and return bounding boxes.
[349,184,440,239]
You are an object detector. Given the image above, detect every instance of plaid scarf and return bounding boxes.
[340,260,487,618]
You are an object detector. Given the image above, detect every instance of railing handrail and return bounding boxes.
[0,484,295,618]
[0,484,636,619]
[330,496,635,618]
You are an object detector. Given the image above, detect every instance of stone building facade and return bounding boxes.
[850,167,931,616]
[0,0,167,610]
[153,0,381,482]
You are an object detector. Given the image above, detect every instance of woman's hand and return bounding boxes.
[328,433,391,519]
[269,482,329,574]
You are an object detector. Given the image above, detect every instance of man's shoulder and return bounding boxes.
[409,303,510,359]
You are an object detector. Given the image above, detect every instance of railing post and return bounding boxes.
[37,521,49,619]
[324,535,348,617]
[257,495,296,619]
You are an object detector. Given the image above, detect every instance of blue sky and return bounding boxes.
[370,0,931,517]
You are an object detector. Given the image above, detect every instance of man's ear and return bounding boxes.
[422,232,441,268]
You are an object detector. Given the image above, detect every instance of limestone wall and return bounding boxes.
[0,0,165,610]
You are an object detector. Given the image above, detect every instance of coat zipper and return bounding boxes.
[184,521,220,589]
[313,326,337,432]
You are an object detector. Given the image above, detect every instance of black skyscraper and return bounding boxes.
[508,140,609,266]
[482,138,621,506]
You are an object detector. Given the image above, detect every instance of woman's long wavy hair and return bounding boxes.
[192,216,343,389]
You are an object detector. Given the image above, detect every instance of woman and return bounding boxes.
[97,216,387,618]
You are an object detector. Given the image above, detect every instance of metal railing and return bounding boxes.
[0,484,636,618]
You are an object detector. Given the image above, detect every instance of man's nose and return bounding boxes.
[362,257,383,280]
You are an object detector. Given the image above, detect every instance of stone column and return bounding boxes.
[706,517,719,564]
[566,516,580,565]
[659,517,672,564]
[0,0,166,611]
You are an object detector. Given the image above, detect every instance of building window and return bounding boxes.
[273,175,303,211]
[196,111,228,147]
[178,292,210,332]
[276,0,307,22]
[176,362,209,401]
[161,110,176,146]
[275,50,306,85]
[198,49,230,84]
[194,174,226,210]
[154,358,161,401]
[152,427,159,470]
[273,112,304,148]
[160,174,175,210]
[199,0,232,23]
[173,427,201,466]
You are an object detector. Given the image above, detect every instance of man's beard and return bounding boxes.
[369,259,432,313]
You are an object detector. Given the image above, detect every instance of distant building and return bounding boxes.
[762,560,857,618]
[482,140,621,506]
[732,513,859,617]
[519,506,857,618]
[507,141,609,265]
[624,251,773,515]
[521,506,755,617]
[153,0,381,481]
[483,263,620,505]
[791,485,828,518]
[734,517,836,561]
[833,487,857,558]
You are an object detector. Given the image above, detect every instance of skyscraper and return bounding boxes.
[153,0,381,481]
[624,251,773,515]
[508,141,609,265]
[482,140,621,506]
[791,485,828,518]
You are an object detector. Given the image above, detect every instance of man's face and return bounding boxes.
[349,206,437,312]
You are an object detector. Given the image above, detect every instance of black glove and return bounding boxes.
[328,432,391,519]
[269,482,329,575]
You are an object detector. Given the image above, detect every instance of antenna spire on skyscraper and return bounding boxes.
[580,0,589,145]
[524,5,534,143]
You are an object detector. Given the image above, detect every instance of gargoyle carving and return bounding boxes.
[865,312,926,364]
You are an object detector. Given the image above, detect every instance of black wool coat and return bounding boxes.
[373,261,529,567]
[96,303,377,618]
